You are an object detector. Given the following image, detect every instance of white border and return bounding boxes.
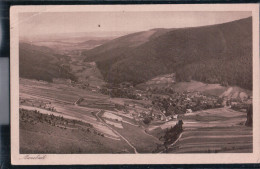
[10,4,260,165]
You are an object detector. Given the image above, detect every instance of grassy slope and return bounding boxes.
[137,79,252,98]
[101,114,162,153]
[167,108,252,153]
[20,109,133,154]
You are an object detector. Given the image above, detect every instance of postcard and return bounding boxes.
[10,4,260,164]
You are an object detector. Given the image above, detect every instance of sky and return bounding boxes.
[19,11,252,38]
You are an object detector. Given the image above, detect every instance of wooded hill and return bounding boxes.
[84,17,252,90]
[19,43,77,82]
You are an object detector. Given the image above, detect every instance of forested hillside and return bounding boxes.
[84,17,252,90]
[19,43,77,82]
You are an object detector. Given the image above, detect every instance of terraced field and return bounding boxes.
[19,78,163,153]
[19,78,252,154]
[79,98,115,111]
[20,78,108,103]
[167,108,252,153]
[20,78,119,139]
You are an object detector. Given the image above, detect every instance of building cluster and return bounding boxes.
[151,91,224,117]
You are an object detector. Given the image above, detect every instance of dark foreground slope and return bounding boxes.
[19,109,133,153]
[19,43,77,82]
[84,17,252,89]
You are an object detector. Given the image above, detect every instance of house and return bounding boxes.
[186,98,191,101]
[173,114,178,119]
[186,109,193,114]
[166,116,172,121]
[128,104,135,108]
[231,102,238,106]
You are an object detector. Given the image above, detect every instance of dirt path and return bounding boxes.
[74,97,83,106]
[144,129,161,141]
[159,133,183,153]
[96,110,139,154]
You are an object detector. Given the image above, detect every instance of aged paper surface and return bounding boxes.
[10,4,259,165]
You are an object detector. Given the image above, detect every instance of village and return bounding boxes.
[112,90,224,124]
[97,76,252,125]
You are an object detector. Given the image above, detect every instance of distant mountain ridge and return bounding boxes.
[83,17,252,90]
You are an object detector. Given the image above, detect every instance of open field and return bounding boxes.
[98,110,163,153]
[166,108,252,153]
[138,79,252,99]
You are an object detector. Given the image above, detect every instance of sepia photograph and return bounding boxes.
[10,4,260,164]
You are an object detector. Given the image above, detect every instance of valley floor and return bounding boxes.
[19,78,252,154]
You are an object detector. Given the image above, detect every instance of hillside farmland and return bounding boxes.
[166,108,252,153]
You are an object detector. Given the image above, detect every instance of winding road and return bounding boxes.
[96,110,139,154]
[74,97,161,154]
